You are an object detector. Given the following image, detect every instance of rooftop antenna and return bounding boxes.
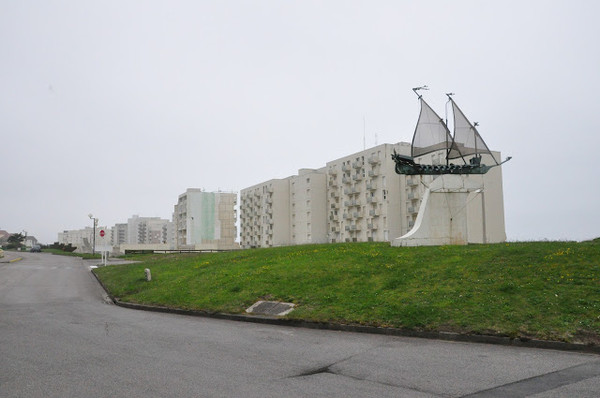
[412,85,429,99]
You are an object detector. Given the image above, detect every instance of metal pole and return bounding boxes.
[481,190,487,244]
[92,219,96,254]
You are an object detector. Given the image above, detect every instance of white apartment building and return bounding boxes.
[290,169,328,245]
[327,143,410,243]
[111,223,127,246]
[174,189,238,250]
[240,178,291,248]
[240,169,328,248]
[126,215,174,245]
[240,142,506,248]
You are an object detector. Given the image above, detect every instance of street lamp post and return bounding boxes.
[88,214,98,254]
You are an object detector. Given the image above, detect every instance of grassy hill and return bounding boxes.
[93,240,600,344]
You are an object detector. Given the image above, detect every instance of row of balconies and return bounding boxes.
[344,199,361,207]
[332,170,385,191]
[342,211,364,219]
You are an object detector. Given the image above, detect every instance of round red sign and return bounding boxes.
[100,230,105,237]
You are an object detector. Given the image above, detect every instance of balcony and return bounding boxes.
[366,181,377,190]
[328,166,338,176]
[368,223,378,230]
[368,155,380,164]
[353,211,363,219]
[368,169,379,177]
[352,161,364,169]
[406,178,418,186]
[328,178,338,187]
[342,176,352,184]
[408,206,418,214]
[344,186,359,195]
[352,174,363,182]
[369,209,380,217]
[342,164,351,172]
[353,199,362,206]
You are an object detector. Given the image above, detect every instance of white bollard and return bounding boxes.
[144,268,152,281]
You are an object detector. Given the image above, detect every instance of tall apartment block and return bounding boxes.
[174,189,238,250]
[326,143,411,243]
[239,142,506,248]
[240,169,327,248]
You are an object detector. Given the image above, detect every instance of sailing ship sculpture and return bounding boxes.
[392,86,511,175]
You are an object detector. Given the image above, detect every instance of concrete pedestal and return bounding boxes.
[392,175,484,247]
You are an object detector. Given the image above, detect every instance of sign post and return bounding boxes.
[99,230,107,266]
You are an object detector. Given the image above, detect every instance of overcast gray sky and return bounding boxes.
[2,1,599,244]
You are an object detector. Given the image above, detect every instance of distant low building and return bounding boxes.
[23,236,39,248]
[0,230,10,245]
[57,226,111,253]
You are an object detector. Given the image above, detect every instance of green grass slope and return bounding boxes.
[94,240,600,344]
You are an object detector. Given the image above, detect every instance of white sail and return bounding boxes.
[411,98,453,158]
[447,99,497,164]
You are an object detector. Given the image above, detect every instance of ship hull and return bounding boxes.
[392,153,493,175]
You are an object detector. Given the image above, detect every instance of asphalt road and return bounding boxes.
[1,252,600,397]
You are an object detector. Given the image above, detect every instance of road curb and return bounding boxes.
[90,269,600,355]
[0,256,23,263]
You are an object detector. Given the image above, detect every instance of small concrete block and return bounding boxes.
[144,268,151,281]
